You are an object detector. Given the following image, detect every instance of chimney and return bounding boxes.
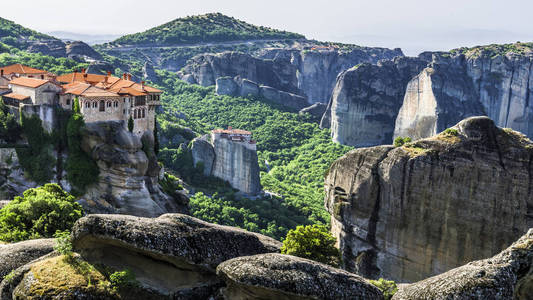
[123,73,127,80]
[141,81,145,89]
[83,73,88,81]
[81,68,86,73]
[127,74,132,81]
[107,71,111,76]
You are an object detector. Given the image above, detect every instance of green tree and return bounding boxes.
[393,136,412,147]
[65,112,99,194]
[0,184,84,242]
[281,224,341,266]
[128,115,134,132]
[73,96,80,114]
[369,278,398,300]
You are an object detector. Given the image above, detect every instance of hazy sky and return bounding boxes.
[2,0,533,55]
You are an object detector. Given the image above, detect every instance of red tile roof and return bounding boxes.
[3,92,30,101]
[0,64,48,75]
[212,128,252,135]
[10,77,50,88]
[63,82,119,97]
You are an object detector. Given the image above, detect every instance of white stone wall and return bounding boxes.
[80,96,125,124]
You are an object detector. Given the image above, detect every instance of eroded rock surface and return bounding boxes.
[71,213,281,298]
[65,41,103,61]
[217,253,383,300]
[393,228,533,299]
[80,121,188,217]
[324,116,533,282]
[0,239,55,281]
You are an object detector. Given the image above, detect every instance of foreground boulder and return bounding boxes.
[71,214,281,298]
[393,228,533,299]
[217,253,383,300]
[0,239,55,281]
[325,116,533,282]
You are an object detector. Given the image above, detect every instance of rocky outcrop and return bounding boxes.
[71,213,281,298]
[65,41,103,61]
[191,136,215,176]
[322,57,428,147]
[0,239,55,281]
[324,116,533,283]
[299,102,327,120]
[328,43,533,146]
[27,39,67,58]
[86,60,115,75]
[216,76,308,110]
[143,61,158,83]
[79,121,188,217]
[217,253,383,300]
[393,228,533,299]
[179,51,302,95]
[191,133,261,195]
[0,148,36,200]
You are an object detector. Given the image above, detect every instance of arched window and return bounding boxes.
[142,108,145,118]
[99,100,105,112]
[134,109,137,119]
[85,102,89,108]
[93,102,97,108]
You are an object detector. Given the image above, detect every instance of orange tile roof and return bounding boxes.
[10,77,50,88]
[0,64,48,75]
[2,92,30,101]
[57,72,161,95]
[56,72,121,85]
[117,86,146,96]
[63,82,119,97]
[80,86,119,98]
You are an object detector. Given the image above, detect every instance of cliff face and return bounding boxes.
[80,121,188,217]
[321,57,427,147]
[324,117,533,283]
[191,134,261,195]
[327,44,533,146]
[179,47,403,105]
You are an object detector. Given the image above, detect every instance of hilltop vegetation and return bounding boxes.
[154,70,351,239]
[0,17,58,48]
[111,13,304,46]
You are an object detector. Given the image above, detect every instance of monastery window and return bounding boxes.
[123,109,125,114]
[107,102,111,108]
[142,109,145,118]
[114,101,119,107]
[99,100,105,112]
[85,102,90,109]
[134,110,137,119]
[66,99,70,105]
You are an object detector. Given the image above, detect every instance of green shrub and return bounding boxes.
[65,113,99,195]
[53,231,73,256]
[369,278,398,300]
[443,128,458,136]
[281,224,341,266]
[128,115,134,132]
[0,184,83,242]
[0,100,21,143]
[394,136,412,147]
[109,270,138,289]
[17,113,54,183]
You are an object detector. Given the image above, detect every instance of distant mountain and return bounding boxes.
[48,31,121,45]
[110,13,305,46]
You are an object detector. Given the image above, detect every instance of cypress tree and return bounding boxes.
[128,115,134,132]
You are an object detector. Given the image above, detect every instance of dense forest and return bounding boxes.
[110,13,304,46]
[0,17,59,50]
[153,70,352,239]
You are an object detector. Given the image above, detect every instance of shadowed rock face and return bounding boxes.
[80,121,188,217]
[393,228,533,300]
[71,214,281,298]
[321,57,427,147]
[0,239,55,281]
[217,253,384,300]
[65,41,103,61]
[180,48,403,105]
[328,46,533,147]
[324,116,533,283]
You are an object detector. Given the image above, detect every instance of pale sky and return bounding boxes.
[2,0,533,55]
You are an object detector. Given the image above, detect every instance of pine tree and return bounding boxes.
[128,115,134,132]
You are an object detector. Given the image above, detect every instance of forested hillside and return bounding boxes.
[0,17,58,46]
[152,70,352,239]
[111,13,304,46]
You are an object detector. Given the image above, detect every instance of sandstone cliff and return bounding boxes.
[326,43,533,146]
[324,116,533,283]
[79,121,188,217]
[321,57,428,147]
[191,134,261,195]
[179,47,403,105]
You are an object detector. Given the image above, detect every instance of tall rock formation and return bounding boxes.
[321,57,427,147]
[80,121,188,217]
[191,131,261,195]
[179,47,403,105]
[324,116,533,283]
[326,43,533,146]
